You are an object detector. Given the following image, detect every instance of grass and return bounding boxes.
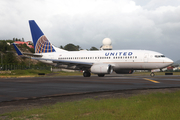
[1,91,180,120]
[0,69,52,78]
[0,69,83,78]
[0,69,180,78]
[54,71,83,76]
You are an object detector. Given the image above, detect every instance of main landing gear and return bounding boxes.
[98,74,105,77]
[150,72,155,77]
[83,71,91,77]
[83,71,105,77]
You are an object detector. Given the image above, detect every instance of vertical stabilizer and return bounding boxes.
[29,20,56,53]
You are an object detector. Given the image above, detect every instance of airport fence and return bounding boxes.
[0,64,52,71]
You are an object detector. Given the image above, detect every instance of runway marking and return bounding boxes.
[143,78,160,83]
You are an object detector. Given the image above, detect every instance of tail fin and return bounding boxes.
[29,20,56,53]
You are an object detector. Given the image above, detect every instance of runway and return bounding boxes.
[0,75,180,102]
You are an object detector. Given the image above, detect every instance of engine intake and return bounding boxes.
[91,64,112,74]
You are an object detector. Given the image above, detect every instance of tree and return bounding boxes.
[63,43,80,51]
[76,45,82,50]
[60,45,64,49]
[0,41,11,52]
[4,52,18,64]
[90,46,98,51]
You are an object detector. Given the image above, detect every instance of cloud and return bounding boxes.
[144,0,180,9]
[0,0,180,61]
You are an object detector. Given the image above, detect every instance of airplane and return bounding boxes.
[13,20,174,77]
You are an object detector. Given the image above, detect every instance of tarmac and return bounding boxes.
[0,74,180,102]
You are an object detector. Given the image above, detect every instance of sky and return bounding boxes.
[0,0,180,61]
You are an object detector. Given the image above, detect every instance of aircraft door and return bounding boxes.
[144,53,148,63]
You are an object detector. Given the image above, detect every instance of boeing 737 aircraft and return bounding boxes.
[13,20,174,77]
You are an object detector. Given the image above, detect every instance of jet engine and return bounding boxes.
[115,69,134,74]
[90,64,113,74]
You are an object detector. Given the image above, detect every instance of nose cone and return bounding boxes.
[166,58,174,65]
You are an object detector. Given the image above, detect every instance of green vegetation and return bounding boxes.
[54,71,83,76]
[0,69,51,78]
[61,43,81,51]
[0,69,83,78]
[1,90,180,120]
[0,39,33,66]
[60,43,98,51]
[90,46,99,50]
[0,40,18,65]
[11,69,51,75]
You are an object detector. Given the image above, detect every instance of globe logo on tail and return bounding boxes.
[35,35,56,53]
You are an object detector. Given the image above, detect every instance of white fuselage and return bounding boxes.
[39,49,173,70]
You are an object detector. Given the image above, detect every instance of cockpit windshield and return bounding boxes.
[155,55,165,58]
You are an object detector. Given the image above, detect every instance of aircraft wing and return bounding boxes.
[31,57,93,68]
[13,43,92,69]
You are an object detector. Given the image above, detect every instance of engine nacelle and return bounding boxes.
[115,69,134,74]
[56,64,78,69]
[90,64,112,74]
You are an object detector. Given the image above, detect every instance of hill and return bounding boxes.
[0,39,39,66]
[174,60,180,65]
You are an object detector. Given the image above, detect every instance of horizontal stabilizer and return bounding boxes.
[22,53,42,57]
[12,43,23,56]
[12,43,42,57]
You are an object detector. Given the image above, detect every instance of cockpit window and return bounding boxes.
[155,55,165,58]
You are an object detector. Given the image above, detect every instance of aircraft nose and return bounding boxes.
[166,58,174,65]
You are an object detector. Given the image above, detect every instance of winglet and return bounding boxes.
[12,43,23,56]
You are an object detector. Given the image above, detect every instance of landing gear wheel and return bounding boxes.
[98,74,105,77]
[150,72,155,77]
[83,71,91,77]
